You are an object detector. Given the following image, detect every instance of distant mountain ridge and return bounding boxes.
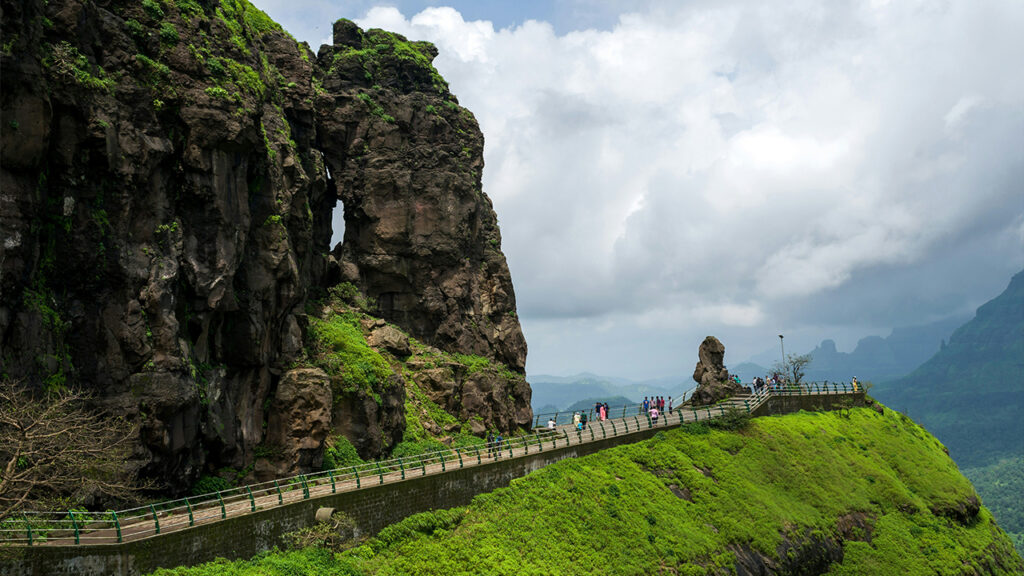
[527,373,691,411]
[740,315,967,383]
[873,269,1024,468]
[804,315,968,383]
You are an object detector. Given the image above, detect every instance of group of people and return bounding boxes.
[641,396,671,418]
[572,410,589,430]
[752,374,786,392]
[485,432,505,459]
[544,395,678,433]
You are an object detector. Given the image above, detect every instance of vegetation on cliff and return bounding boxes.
[149,407,1023,575]
[303,285,527,464]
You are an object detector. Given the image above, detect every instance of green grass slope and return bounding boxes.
[151,408,1023,575]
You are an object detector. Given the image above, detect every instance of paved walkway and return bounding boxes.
[3,384,862,547]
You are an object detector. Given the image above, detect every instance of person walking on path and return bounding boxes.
[649,405,659,424]
[580,411,588,430]
[573,411,581,431]
[495,433,504,460]
[486,432,495,458]
[547,417,557,430]
[668,397,673,413]
[642,397,649,415]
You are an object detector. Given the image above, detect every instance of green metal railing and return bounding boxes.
[0,381,860,546]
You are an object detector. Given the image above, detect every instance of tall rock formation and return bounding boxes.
[318,20,526,373]
[691,336,745,405]
[0,0,530,492]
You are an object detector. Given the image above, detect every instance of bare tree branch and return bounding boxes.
[0,378,147,523]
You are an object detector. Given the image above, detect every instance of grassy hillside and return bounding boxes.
[150,407,1023,575]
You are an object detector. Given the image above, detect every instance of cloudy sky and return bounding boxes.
[252,0,1024,380]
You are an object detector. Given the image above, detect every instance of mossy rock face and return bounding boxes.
[1,0,528,492]
[300,292,528,464]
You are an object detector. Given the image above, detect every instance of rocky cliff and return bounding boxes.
[0,0,530,492]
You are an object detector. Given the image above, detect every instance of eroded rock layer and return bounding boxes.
[0,0,529,491]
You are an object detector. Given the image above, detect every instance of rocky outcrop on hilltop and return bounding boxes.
[691,336,745,405]
[0,0,529,491]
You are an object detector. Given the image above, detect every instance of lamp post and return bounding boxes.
[778,334,785,366]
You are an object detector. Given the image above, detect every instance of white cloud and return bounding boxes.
[337,1,1024,375]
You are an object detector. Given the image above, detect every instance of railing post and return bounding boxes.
[633,416,640,430]
[69,510,80,545]
[247,486,256,511]
[475,447,482,465]
[646,415,652,429]
[507,444,513,459]
[622,405,627,418]
[599,422,607,438]
[440,452,446,472]
[536,433,544,451]
[301,476,310,499]
[111,511,122,543]
[217,491,226,519]
[185,497,194,526]
[610,420,617,435]
[399,458,406,479]
[24,514,32,546]
[623,418,629,432]
[150,504,160,535]
[376,462,384,484]
[576,429,582,444]
[351,467,361,489]
[275,480,284,503]
[328,470,336,493]
[744,399,750,413]
[456,449,464,467]
[562,430,569,446]
[534,414,540,428]
[692,408,698,421]
[589,426,595,441]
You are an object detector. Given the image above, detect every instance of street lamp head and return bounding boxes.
[778,334,783,339]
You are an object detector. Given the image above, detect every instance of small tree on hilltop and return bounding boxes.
[772,353,812,388]
[0,378,146,522]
